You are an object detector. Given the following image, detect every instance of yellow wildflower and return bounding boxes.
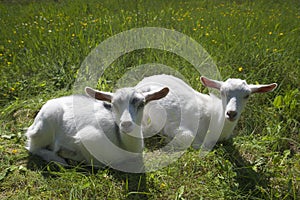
[238,67,243,72]
[80,22,88,27]
[160,183,166,189]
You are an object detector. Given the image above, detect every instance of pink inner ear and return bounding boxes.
[145,87,169,103]
[94,92,112,102]
[85,87,112,102]
[252,83,277,93]
[85,87,95,97]
[200,77,221,90]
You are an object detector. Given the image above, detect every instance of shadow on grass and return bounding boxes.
[222,140,270,198]
[26,154,149,199]
[109,169,149,200]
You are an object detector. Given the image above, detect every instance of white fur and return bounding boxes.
[137,74,277,149]
[26,86,169,171]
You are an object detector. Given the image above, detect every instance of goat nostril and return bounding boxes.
[121,121,132,128]
[227,111,237,119]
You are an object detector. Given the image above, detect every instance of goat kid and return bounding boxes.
[138,75,277,149]
[26,86,169,171]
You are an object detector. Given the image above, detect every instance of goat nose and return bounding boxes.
[227,111,237,120]
[121,121,133,129]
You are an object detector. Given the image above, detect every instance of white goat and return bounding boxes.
[25,86,169,171]
[137,74,277,149]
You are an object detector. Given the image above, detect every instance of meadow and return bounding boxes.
[0,0,299,199]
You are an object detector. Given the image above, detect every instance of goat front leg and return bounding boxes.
[31,148,68,165]
[163,128,195,151]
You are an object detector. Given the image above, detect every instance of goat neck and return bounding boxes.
[207,93,238,142]
[119,126,144,153]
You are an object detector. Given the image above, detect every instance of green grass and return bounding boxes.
[1,0,299,199]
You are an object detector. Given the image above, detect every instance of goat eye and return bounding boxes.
[137,101,145,109]
[131,97,145,110]
[131,97,139,105]
[244,94,250,99]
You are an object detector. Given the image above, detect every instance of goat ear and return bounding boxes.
[144,87,169,103]
[249,83,277,93]
[85,87,113,102]
[200,76,222,90]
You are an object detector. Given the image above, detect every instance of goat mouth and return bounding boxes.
[226,116,237,122]
[121,127,134,134]
[120,124,140,136]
